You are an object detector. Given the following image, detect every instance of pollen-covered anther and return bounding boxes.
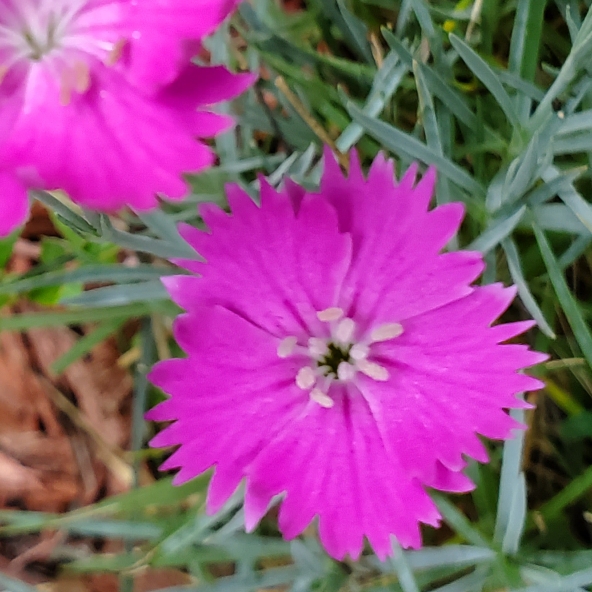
[310,387,334,408]
[335,317,356,343]
[308,337,328,357]
[357,359,389,381]
[370,322,404,343]
[317,307,344,322]
[277,336,298,358]
[337,361,356,381]
[59,61,91,106]
[296,366,316,390]
[350,343,369,361]
[73,61,91,93]
[106,38,127,66]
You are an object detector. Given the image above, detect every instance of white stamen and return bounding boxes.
[296,366,316,390]
[357,359,390,381]
[370,322,404,342]
[337,361,356,381]
[350,343,369,361]
[308,337,328,357]
[310,388,334,408]
[335,317,356,344]
[317,307,344,322]
[277,336,298,358]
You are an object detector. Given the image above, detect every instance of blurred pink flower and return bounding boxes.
[126,0,241,87]
[147,149,546,560]
[0,0,252,234]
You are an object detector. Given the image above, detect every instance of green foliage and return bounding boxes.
[2,1,592,591]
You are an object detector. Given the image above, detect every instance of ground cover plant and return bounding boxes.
[0,0,592,591]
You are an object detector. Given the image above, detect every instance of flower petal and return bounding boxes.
[125,0,241,87]
[163,183,352,337]
[148,305,309,501]
[2,64,217,210]
[246,388,440,560]
[0,171,28,236]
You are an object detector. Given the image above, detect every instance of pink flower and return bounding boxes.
[125,0,241,88]
[147,149,546,560]
[0,0,253,234]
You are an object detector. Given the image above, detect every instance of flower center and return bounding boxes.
[0,2,127,103]
[277,308,404,409]
[22,13,60,60]
[317,342,352,377]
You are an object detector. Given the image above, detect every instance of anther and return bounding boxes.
[335,317,356,344]
[310,388,334,408]
[106,38,127,66]
[350,343,369,361]
[296,367,316,390]
[337,361,356,381]
[357,360,389,381]
[277,336,297,358]
[73,61,90,93]
[370,322,404,343]
[317,307,343,322]
[308,337,328,357]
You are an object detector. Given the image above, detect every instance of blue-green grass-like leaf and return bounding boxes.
[449,34,520,127]
[60,280,169,308]
[533,222,592,368]
[469,206,526,254]
[347,102,484,196]
[502,238,555,337]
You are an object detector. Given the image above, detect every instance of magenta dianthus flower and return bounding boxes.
[0,0,252,234]
[147,149,546,560]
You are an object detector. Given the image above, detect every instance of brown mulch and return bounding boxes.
[0,208,192,590]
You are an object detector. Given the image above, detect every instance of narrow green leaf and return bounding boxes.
[557,109,592,135]
[502,238,555,337]
[347,102,483,195]
[469,206,526,254]
[60,280,168,308]
[98,215,196,259]
[504,134,541,203]
[31,190,97,235]
[404,546,495,570]
[528,204,588,234]
[449,34,519,127]
[536,463,592,524]
[547,175,592,233]
[57,519,162,540]
[389,541,421,592]
[136,209,191,248]
[508,0,546,120]
[337,50,407,152]
[0,264,176,296]
[533,222,592,368]
[336,0,373,63]
[495,405,526,547]
[429,567,489,592]
[559,234,592,269]
[509,0,546,81]
[432,495,490,548]
[414,60,453,205]
[51,318,126,375]
[383,30,478,128]
[0,302,155,331]
[513,566,592,592]
[501,473,527,555]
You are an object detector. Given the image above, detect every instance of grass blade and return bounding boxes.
[502,238,556,337]
[449,34,519,127]
[347,102,483,195]
[533,222,592,368]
